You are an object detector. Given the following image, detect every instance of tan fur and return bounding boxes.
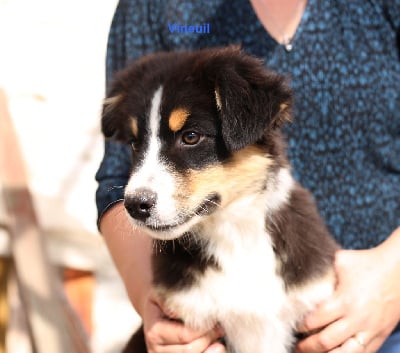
[175,145,273,209]
[169,108,190,132]
[276,103,292,126]
[130,116,139,138]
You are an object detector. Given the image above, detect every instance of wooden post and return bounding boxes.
[0,89,90,353]
[0,259,8,353]
[6,264,33,353]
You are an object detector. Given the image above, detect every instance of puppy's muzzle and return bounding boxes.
[124,188,157,222]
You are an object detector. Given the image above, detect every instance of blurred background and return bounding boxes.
[0,0,140,352]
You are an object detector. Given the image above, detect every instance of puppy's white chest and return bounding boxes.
[162,198,292,352]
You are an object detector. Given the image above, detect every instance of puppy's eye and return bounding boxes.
[182,131,202,145]
[130,140,140,151]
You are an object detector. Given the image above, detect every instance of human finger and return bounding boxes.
[296,318,357,353]
[161,336,225,353]
[298,295,345,333]
[328,333,369,353]
[147,324,224,353]
[204,341,227,353]
[146,319,223,350]
[147,319,212,345]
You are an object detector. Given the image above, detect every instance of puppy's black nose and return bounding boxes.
[124,189,157,221]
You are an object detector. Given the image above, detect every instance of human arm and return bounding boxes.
[296,227,400,353]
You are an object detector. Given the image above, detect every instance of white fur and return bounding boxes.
[125,87,179,230]
[265,168,294,214]
[157,169,334,353]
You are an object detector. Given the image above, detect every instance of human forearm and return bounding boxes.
[376,226,400,273]
[99,201,153,317]
[374,226,400,324]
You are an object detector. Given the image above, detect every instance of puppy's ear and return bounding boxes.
[209,48,292,151]
[101,51,183,143]
[101,93,128,140]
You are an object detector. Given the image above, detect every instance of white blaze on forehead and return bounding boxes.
[125,86,177,220]
[145,86,163,171]
[149,86,163,144]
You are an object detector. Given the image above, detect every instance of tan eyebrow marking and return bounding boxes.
[168,108,190,132]
[130,116,139,138]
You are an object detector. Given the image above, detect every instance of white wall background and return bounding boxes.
[0,1,141,352]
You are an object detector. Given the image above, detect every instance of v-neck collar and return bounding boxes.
[245,0,314,52]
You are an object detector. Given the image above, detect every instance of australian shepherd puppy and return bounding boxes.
[101,47,338,353]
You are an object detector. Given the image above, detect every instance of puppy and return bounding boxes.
[102,47,338,353]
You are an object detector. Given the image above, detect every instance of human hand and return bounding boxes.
[296,231,400,353]
[143,293,226,353]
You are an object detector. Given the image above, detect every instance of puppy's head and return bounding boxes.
[102,47,292,240]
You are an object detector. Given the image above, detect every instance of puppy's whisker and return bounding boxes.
[183,195,221,215]
[204,197,221,208]
[152,238,168,254]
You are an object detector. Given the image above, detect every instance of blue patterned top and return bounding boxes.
[96,0,400,250]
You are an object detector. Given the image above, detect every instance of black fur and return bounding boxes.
[102,47,292,151]
[102,47,338,353]
[152,234,221,290]
[268,186,338,287]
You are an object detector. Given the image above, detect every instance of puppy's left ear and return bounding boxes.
[211,49,292,151]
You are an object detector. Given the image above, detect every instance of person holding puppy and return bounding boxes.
[96,0,400,352]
